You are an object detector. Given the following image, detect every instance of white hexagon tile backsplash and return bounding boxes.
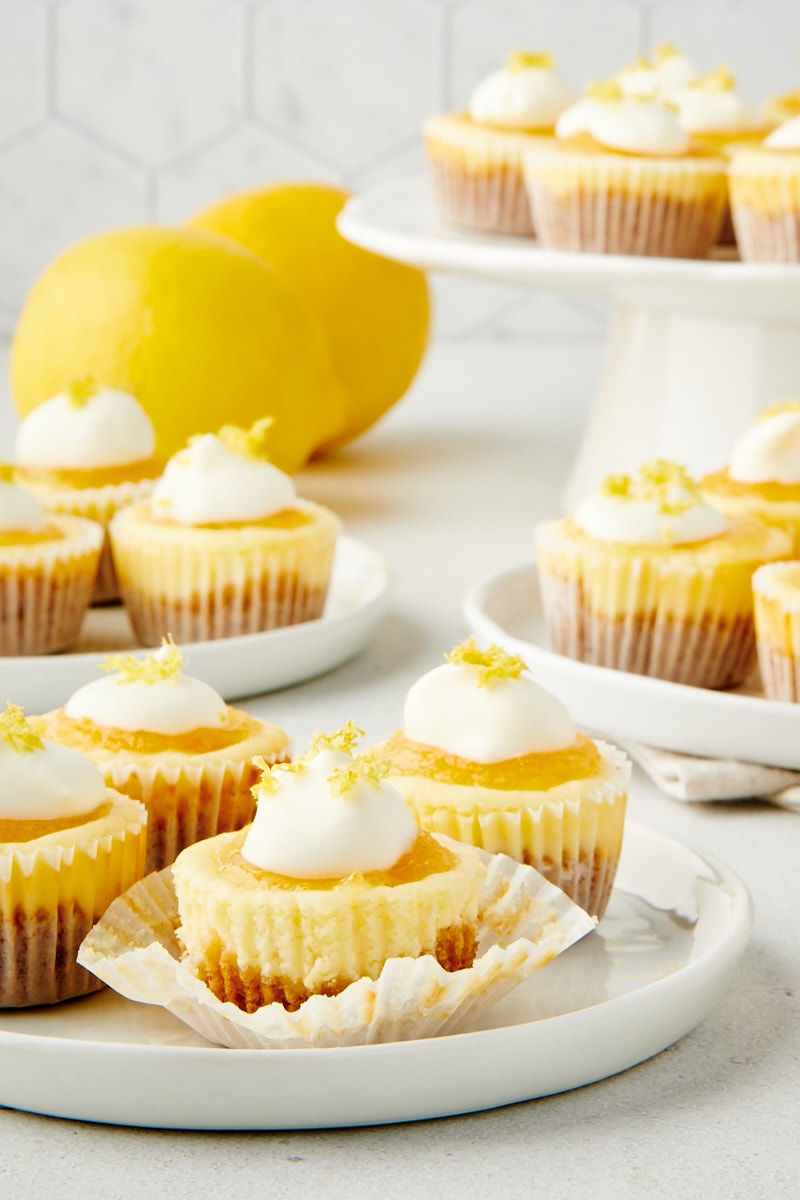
[0,0,797,342]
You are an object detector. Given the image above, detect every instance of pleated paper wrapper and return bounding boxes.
[78,842,597,1049]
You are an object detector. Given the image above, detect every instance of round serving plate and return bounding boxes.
[339,179,800,508]
[0,823,751,1130]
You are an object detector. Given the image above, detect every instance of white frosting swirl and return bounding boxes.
[0,737,107,821]
[150,434,297,526]
[575,492,729,545]
[16,388,156,469]
[468,64,575,130]
[765,114,800,150]
[672,82,761,134]
[556,95,689,155]
[404,663,576,763]
[242,748,418,879]
[0,480,48,533]
[729,409,800,484]
[64,668,229,735]
[617,49,698,101]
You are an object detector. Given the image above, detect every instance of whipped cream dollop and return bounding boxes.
[765,113,800,150]
[16,386,156,470]
[242,728,418,878]
[729,405,800,484]
[576,461,729,545]
[0,479,48,534]
[672,69,761,134]
[556,90,689,155]
[468,51,575,130]
[151,432,296,526]
[0,704,107,820]
[617,45,698,101]
[64,642,228,735]
[404,641,576,763]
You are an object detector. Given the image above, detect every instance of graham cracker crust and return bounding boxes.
[732,207,800,262]
[0,902,104,1007]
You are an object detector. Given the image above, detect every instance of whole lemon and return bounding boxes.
[188,183,431,450]
[10,226,349,472]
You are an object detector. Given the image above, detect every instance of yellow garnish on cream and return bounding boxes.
[446,637,528,687]
[308,721,365,758]
[100,635,185,685]
[0,464,15,483]
[506,49,554,73]
[654,42,680,60]
[252,757,306,798]
[328,750,391,799]
[66,376,99,408]
[600,459,700,517]
[689,66,736,94]
[758,399,800,422]
[0,702,44,754]
[215,417,275,462]
[587,78,624,103]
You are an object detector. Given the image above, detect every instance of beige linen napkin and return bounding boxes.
[621,741,800,812]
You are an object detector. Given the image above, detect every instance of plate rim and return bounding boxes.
[463,557,800,768]
[0,820,753,1128]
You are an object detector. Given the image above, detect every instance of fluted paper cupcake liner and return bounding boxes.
[77,841,596,1049]
[753,562,800,700]
[0,515,102,655]
[535,519,794,689]
[0,794,147,1007]
[103,750,289,873]
[524,151,727,258]
[110,503,339,644]
[729,158,800,261]
[395,742,629,920]
[17,476,158,604]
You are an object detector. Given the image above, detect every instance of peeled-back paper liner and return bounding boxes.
[524,151,727,258]
[78,840,597,1049]
[395,741,629,920]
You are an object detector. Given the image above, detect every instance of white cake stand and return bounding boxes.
[338,178,800,509]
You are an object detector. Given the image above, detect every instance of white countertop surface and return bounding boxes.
[1,341,799,1198]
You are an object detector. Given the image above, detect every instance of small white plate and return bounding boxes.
[1,535,391,711]
[464,561,800,770]
[0,824,751,1130]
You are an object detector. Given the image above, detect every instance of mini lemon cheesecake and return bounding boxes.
[728,113,800,261]
[32,639,290,872]
[536,460,793,688]
[172,723,485,1012]
[109,418,340,644]
[14,379,163,603]
[702,402,800,552]
[0,703,147,1007]
[0,470,103,655]
[424,50,576,236]
[380,640,630,919]
[752,561,800,701]
[524,81,728,258]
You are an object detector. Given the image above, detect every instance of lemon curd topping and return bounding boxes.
[218,827,455,892]
[0,801,111,845]
[383,730,601,791]
[0,524,66,546]
[148,506,312,531]
[703,469,800,502]
[32,708,263,757]
[15,459,163,489]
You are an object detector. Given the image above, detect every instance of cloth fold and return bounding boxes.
[621,740,800,811]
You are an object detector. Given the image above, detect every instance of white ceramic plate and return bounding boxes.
[0,536,391,711]
[464,560,800,770]
[337,178,800,322]
[0,824,751,1130]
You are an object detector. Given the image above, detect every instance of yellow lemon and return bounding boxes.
[188,183,431,449]
[10,226,349,472]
